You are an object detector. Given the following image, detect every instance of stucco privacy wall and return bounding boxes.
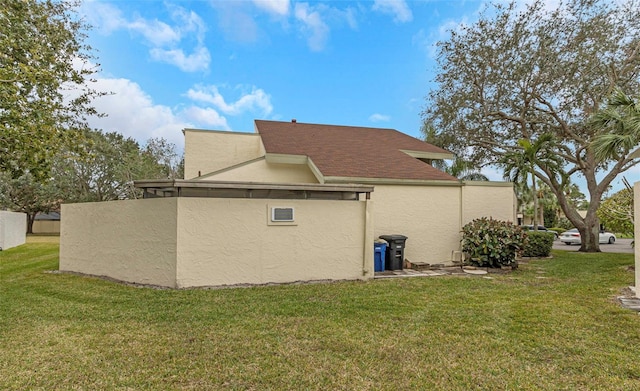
[183,129,263,179]
[204,159,318,184]
[371,182,515,264]
[0,211,26,250]
[60,196,373,288]
[60,198,178,287]
[32,220,60,234]
[635,182,640,298]
[175,198,373,287]
[371,184,462,264]
[461,182,517,224]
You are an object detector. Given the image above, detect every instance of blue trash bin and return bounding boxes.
[374,242,387,272]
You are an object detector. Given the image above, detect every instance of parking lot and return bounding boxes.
[552,238,634,254]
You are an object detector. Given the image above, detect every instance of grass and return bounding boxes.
[1,243,640,390]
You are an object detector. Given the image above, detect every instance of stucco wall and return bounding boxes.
[32,220,60,234]
[59,199,178,287]
[175,198,372,288]
[59,197,372,288]
[461,182,516,224]
[184,130,263,179]
[635,182,640,298]
[371,184,462,264]
[370,182,514,265]
[205,159,318,183]
[0,211,27,250]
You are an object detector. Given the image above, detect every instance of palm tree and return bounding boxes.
[422,122,488,181]
[591,88,640,161]
[445,158,489,181]
[430,156,489,181]
[500,134,562,230]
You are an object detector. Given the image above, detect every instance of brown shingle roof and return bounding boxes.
[255,120,458,182]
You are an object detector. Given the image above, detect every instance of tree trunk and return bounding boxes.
[577,204,601,252]
[26,213,35,234]
[532,174,538,230]
[578,224,600,252]
[551,178,602,253]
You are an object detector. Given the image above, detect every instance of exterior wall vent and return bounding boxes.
[271,207,294,222]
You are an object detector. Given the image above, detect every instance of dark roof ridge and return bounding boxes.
[255,118,398,132]
[254,119,458,182]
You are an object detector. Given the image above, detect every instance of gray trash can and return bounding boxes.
[379,235,408,270]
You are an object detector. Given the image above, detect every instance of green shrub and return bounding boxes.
[549,227,565,236]
[522,231,554,257]
[461,217,527,268]
[555,217,573,230]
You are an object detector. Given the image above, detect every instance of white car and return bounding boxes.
[522,225,558,239]
[559,228,616,245]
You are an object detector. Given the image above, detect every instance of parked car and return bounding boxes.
[521,225,558,239]
[559,228,616,245]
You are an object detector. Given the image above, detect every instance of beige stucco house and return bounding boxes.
[60,120,515,288]
[184,120,515,265]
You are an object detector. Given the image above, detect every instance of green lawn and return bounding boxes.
[2,243,639,390]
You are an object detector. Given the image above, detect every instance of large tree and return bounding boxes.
[597,180,634,237]
[424,0,640,251]
[0,0,102,180]
[422,123,489,181]
[0,130,183,232]
[590,88,640,162]
[56,130,183,202]
[0,171,60,233]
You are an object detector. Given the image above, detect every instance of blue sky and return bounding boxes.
[78,0,638,192]
[79,0,479,148]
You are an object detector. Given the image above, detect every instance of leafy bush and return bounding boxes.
[461,218,527,268]
[522,231,554,257]
[597,188,634,237]
[555,217,573,230]
[549,227,565,236]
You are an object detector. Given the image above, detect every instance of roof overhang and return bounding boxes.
[323,176,463,186]
[134,179,373,200]
[400,149,454,160]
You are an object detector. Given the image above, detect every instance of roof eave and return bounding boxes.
[400,149,454,160]
[324,176,462,186]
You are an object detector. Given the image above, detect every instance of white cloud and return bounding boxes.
[369,113,391,122]
[87,80,273,148]
[209,0,355,51]
[342,7,359,30]
[294,3,330,51]
[186,85,273,116]
[83,2,210,72]
[150,46,211,73]
[253,0,290,16]
[82,2,126,34]
[87,78,192,150]
[372,0,413,23]
[128,18,181,46]
[182,107,230,129]
[210,1,261,43]
[167,4,208,42]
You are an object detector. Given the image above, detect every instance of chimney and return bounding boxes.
[291,119,297,123]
